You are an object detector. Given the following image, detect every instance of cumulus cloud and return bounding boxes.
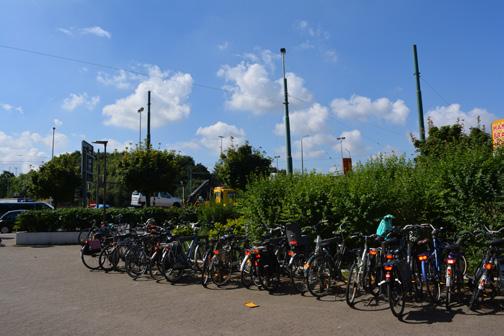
[53,119,63,127]
[218,50,312,114]
[333,129,367,156]
[331,95,410,124]
[1,102,23,114]
[324,50,338,63]
[97,69,143,90]
[59,26,111,39]
[275,103,329,136]
[196,121,246,153]
[102,66,193,129]
[295,20,330,40]
[0,130,68,173]
[427,104,495,131]
[62,93,100,111]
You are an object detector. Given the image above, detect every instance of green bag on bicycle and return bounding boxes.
[376,214,395,238]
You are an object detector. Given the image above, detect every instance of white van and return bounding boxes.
[130,191,182,208]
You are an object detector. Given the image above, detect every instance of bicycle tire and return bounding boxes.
[289,253,307,294]
[78,227,92,245]
[99,245,119,272]
[305,254,335,297]
[125,247,148,279]
[346,261,363,307]
[209,254,233,287]
[240,255,256,289]
[201,251,212,287]
[160,250,184,283]
[388,269,406,318]
[257,264,280,291]
[81,246,101,270]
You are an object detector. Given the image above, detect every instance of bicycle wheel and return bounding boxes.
[305,254,335,297]
[81,246,101,270]
[388,269,406,318]
[78,227,92,245]
[289,253,307,293]
[160,250,184,283]
[192,243,205,272]
[99,245,119,272]
[346,261,363,307]
[125,247,148,279]
[426,261,441,304]
[240,255,256,289]
[257,263,280,291]
[209,254,233,287]
[469,270,485,310]
[149,251,164,280]
[201,251,212,287]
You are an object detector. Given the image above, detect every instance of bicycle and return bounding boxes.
[469,225,504,310]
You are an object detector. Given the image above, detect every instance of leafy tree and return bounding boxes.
[0,171,15,198]
[118,149,185,206]
[31,152,81,207]
[214,143,272,190]
[9,171,37,199]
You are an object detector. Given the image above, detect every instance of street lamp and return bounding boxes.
[301,135,309,175]
[218,135,224,156]
[137,107,144,149]
[51,127,56,160]
[93,140,108,219]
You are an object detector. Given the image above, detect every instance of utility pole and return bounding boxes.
[138,107,144,149]
[413,44,426,142]
[280,48,293,175]
[51,127,56,159]
[146,91,151,150]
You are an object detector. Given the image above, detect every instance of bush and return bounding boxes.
[14,206,199,232]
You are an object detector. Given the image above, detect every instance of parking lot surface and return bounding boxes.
[0,234,502,336]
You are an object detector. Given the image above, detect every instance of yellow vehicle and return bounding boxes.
[213,186,237,206]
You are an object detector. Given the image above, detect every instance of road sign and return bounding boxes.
[81,141,94,182]
[492,119,504,149]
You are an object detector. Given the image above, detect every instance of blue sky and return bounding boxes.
[1,0,503,174]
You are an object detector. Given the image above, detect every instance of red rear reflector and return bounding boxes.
[368,249,377,256]
[386,254,394,260]
[418,255,428,261]
[213,250,220,255]
[385,272,391,280]
[384,265,393,271]
[289,240,298,246]
[288,251,295,257]
[447,259,456,265]
[484,262,493,270]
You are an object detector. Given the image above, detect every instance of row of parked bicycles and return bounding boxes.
[79,218,504,320]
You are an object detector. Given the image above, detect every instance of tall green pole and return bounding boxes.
[280,48,293,175]
[146,90,151,150]
[413,44,426,142]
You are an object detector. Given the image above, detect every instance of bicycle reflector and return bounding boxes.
[417,255,428,261]
[368,248,378,256]
[289,240,298,246]
[245,250,250,255]
[288,251,295,257]
[385,254,394,260]
[484,262,494,270]
[447,258,456,265]
[213,250,220,255]
[384,265,393,271]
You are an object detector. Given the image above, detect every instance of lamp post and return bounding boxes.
[51,127,56,160]
[301,134,309,175]
[93,140,108,219]
[280,47,293,175]
[137,107,144,149]
[218,135,224,156]
[336,136,346,174]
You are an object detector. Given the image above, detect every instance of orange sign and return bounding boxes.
[492,119,504,149]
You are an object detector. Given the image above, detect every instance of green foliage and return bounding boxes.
[14,206,199,232]
[214,143,272,190]
[119,149,183,205]
[31,152,81,207]
[0,171,15,198]
[208,217,246,239]
[196,202,239,225]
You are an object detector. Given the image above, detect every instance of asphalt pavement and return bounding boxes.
[0,234,502,336]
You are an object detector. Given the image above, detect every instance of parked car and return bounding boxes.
[0,210,27,233]
[130,191,182,208]
[0,201,53,218]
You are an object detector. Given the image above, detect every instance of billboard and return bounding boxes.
[492,119,504,149]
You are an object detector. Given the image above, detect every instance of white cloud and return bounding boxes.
[426,104,495,131]
[218,41,229,50]
[295,20,330,40]
[58,26,111,39]
[218,50,312,115]
[102,66,193,129]
[97,69,143,90]
[331,95,410,124]
[324,50,338,63]
[196,121,246,153]
[1,103,23,114]
[80,26,111,39]
[333,129,367,156]
[53,119,63,127]
[62,93,100,111]
[0,130,68,173]
[275,103,329,136]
